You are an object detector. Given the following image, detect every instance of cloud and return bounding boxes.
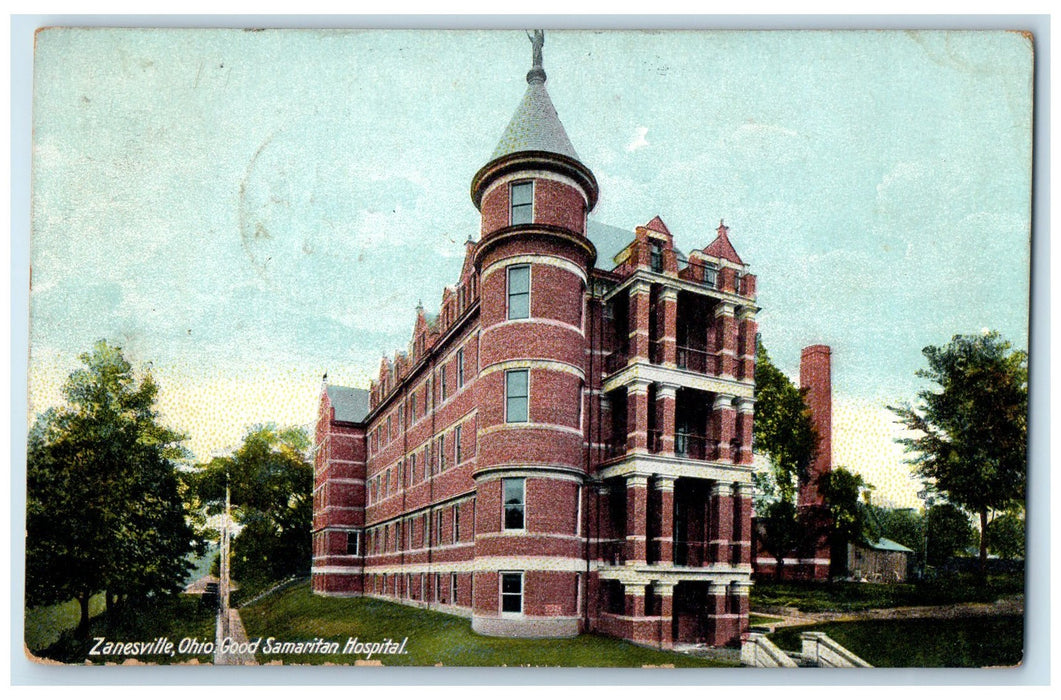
[625,126,649,152]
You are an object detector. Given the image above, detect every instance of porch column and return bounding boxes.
[705,581,734,647]
[628,281,652,362]
[712,393,737,462]
[734,482,754,566]
[626,378,652,453]
[709,482,735,565]
[659,287,678,368]
[738,306,758,381]
[715,301,737,377]
[653,475,676,566]
[654,582,675,649]
[656,382,678,456]
[625,474,649,564]
[729,580,752,640]
[736,396,755,465]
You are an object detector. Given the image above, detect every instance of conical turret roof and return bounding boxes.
[491,78,580,161]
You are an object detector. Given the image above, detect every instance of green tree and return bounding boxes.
[26,341,195,637]
[890,331,1027,574]
[985,511,1025,561]
[926,503,977,567]
[817,468,875,576]
[758,499,801,581]
[190,425,313,585]
[869,506,924,553]
[753,342,818,504]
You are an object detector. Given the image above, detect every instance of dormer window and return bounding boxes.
[703,263,718,288]
[510,181,533,225]
[650,242,664,273]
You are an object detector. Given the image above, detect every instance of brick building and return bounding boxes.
[311,37,758,649]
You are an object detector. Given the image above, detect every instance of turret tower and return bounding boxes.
[469,30,597,638]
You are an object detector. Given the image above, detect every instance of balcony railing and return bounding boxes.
[647,429,662,454]
[674,433,720,461]
[604,431,730,462]
[676,345,718,374]
[603,438,627,461]
[679,259,719,288]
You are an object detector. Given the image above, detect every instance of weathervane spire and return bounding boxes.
[526,29,546,84]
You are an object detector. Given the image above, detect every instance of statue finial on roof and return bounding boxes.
[526,29,546,84]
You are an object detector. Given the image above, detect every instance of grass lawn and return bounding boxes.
[239,582,736,667]
[25,593,107,652]
[766,615,1023,668]
[30,594,217,665]
[751,573,1023,613]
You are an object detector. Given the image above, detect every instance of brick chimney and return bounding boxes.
[799,344,832,508]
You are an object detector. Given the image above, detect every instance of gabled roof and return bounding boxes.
[491,78,580,162]
[703,222,744,265]
[325,385,370,423]
[644,215,671,236]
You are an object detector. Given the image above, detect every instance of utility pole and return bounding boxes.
[215,473,232,664]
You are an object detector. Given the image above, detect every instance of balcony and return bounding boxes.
[605,344,719,377]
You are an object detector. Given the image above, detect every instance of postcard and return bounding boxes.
[23,27,1032,670]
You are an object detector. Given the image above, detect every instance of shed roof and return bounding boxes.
[868,537,915,553]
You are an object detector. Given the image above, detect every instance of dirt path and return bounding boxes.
[753,595,1023,632]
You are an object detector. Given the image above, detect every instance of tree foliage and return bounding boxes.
[926,503,977,567]
[890,331,1027,573]
[753,341,818,504]
[758,499,801,580]
[986,511,1025,561]
[26,341,195,637]
[818,467,874,547]
[189,425,313,585]
[869,506,924,553]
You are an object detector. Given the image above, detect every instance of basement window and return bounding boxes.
[501,571,524,614]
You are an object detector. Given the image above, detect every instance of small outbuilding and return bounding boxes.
[848,538,915,583]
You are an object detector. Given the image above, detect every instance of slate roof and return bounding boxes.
[587,219,634,270]
[325,385,370,424]
[491,78,580,162]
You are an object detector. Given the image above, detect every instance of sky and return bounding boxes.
[27,29,1033,508]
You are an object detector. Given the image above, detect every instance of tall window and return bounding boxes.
[703,263,718,288]
[501,571,523,614]
[451,573,459,604]
[503,478,525,530]
[650,242,663,272]
[510,181,533,225]
[453,504,460,542]
[505,369,529,423]
[454,424,463,464]
[456,348,465,387]
[438,435,446,470]
[507,265,530,319]
[410,453,417,482]
[437,509,444,539]
[346,531,359,556]
[440,366,447,401]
